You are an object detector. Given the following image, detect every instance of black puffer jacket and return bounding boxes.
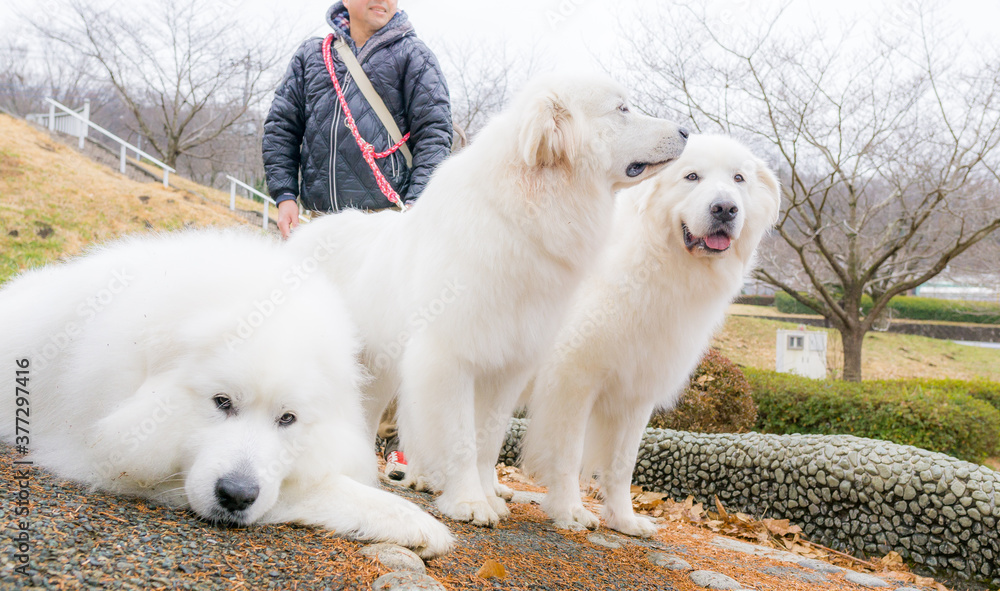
[262,3,452,211]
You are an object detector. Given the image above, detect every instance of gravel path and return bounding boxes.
[1,443,945,590]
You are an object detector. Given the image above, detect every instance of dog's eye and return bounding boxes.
[618,103,629,113]
[213,394,233,413]
[734,173,745,183]
[277,412,297,427]
[685,172,699,181]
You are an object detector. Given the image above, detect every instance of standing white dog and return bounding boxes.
[0,229,453,558]
[289,74,688,526]
[521,135,781,537]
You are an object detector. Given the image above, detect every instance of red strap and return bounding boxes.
[322,34,410,210]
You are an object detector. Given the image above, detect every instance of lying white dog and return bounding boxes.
[0,229,452,558]
[521,135,781,537]
[289,74,688,526]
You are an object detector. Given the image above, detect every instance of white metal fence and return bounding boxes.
[26,99,90,146]
[226,175,308,230]
[26,98,175,187]
[25,98,302,232]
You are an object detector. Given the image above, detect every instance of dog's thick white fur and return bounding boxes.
[288,74,688,526]
[0,229,453,558]
[521,135,781,537]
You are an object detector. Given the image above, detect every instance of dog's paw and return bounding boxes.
[543,498,600,531]
[406,515,456,560]
[552,518,592,532]
[436,496,501,527]
[487,494,511,520]
[494,482,514,501]
[606,513,658,538]
[562,505,600,531]
[400,473,435,493]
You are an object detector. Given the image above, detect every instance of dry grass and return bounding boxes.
[0,114,264,284]
[716,305,1000,381]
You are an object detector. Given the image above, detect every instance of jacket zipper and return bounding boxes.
[329,76,351,212]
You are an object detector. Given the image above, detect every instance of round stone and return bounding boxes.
[844,571,891,587]
[649,552,691,570]
[796,559,843,574]
[951,480,967,497]
[359,544,426,574]
[586,533,622,549]
[371,572,446,591]
[689,570,743,589]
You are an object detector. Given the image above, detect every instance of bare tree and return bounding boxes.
[617,1,1000,381]
[0,36,114,117]
[32,0,284,168]
[436,38,541,146]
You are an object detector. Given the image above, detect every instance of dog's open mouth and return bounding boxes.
[626,158,674,178]
[682,223,732,253]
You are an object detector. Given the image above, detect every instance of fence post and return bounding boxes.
[262,192,268,230]
[229,178,236,210]
[48,103,55,131]
[136,135,142,161]
[120,144,126,174]
[163,170,169,188]
[79,99,90,150]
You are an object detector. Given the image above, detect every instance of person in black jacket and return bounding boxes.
[263,1,452,480]
[262,0,453,239]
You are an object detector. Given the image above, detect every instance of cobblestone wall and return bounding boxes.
[500,419,1000,586]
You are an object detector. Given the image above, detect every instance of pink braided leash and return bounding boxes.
[323,34,410,210]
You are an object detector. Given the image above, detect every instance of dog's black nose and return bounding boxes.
[679,127,690,140]
[215,475,259,512]
[711,199,739,222]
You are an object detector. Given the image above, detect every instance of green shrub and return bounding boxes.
[774,291,1000,325]
[649,350,758,433]
[886,378,1000,414]
[774,291,821,315]
[774,291,875,315]
[875,296,1000,325]
[734,294,775,307]
[745,368,1000,463]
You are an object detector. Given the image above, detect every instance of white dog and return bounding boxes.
[521,135,781,537]
[0,229,453,558]
[288,74,688,526]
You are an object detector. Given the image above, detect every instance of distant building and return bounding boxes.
[776,326,827,379]
[915,276,1000,303]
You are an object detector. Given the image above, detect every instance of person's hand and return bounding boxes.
[277,200,300,239]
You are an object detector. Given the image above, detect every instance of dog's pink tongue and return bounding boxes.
[706,234,731,250]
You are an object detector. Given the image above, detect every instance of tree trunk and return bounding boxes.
[840,327,865,382]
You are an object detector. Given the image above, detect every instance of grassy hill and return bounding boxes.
[715,305,1000,381]
[0,114,266,283]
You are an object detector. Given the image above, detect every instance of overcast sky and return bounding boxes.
[2,0,999,75]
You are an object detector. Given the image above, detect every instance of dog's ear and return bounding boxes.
[518,92,580,168]
[755,159,782,225]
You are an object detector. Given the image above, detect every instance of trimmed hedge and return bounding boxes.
[774,291,843,315]
[746,368,1000,463]
[774,291,1000,325]
[734,294,775,307]
[887,378,1000,414]
[648,350,757,433]
[882,295,1000,324]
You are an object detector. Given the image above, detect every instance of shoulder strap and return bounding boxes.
[333,37,413,168]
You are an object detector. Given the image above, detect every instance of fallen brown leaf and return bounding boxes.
[476,559,507,580]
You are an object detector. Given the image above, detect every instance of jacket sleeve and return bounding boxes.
[400,41,453,203]
[262,41,310,201]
